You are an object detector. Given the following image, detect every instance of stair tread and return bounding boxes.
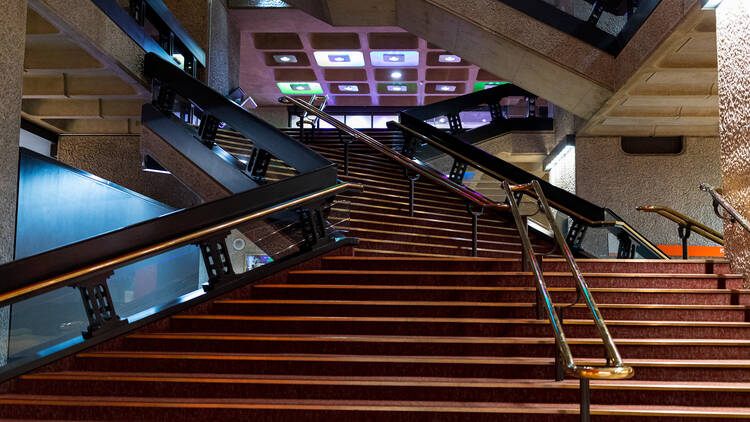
[214,299,748,310]
[127,332,750,346]
[171,315,750,327]
[323,256,731,264]
[290,270,742,278]
[257,283,741,293]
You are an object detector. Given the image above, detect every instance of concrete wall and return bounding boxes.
[208,0,241,95]
[576,136,722,248]
[250,106,290,127]
[57,135,201,209]
[717,0,750,283]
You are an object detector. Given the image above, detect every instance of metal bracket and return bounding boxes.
[467,203,484,257]
[616,231,635,259]
[199,233,236,290]
[74,271,125,339]
[528,97,536,118]
[678,223,692,260]
[448,160,468,184]
[565,220,587,250]
[489,103,503,122]
[248,148,272,182]
[447,113,463,134]
[198,114,221,147]
[154,84,176,111]
[401,134,419,159]
[405,170,421,217]
[339,132,354,176]
[298,207,328,251]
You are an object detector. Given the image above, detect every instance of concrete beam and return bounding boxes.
[22,99,144,119]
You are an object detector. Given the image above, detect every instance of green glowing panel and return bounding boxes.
[277,82,324,95]
[473,81,510,92]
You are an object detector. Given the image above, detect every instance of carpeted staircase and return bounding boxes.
[0,129,748,420]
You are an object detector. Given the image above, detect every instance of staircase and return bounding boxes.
[1,129,749,420]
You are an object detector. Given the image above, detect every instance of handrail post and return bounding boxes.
[467,204,483,257]
[554,305,566,381]
[580,377,591,422]
[405,171,420,217]
[678,223,692,260]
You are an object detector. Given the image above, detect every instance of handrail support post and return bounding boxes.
[678,223,692,260]
[467,204,483,257]
[339,133,353,176]
[554,305,566,381]
[405,171,421,217]
[580,377,591,422]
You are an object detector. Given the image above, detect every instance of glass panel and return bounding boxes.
[345,115,372,129]
[373,115,399,129]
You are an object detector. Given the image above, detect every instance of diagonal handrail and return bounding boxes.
[637,206,724,245]
[701,184,750,234]
[504,180,633,380]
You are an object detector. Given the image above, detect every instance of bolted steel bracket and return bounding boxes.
[74,271,126,339]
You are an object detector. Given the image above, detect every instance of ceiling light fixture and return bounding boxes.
[338,84,359,92]
[313,51,365,67]
[390,71,403,79]
[700,0,723,9]
[277,82,324,95]
[370,51,419,67]
[543,135,575,171]
[438,54,461,63]
[387,85,407,92]
[436,84,456,92]
[273,54,298,64]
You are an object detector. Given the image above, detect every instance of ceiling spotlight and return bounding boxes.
[390,71,403,79]
[384,53,405,63]
[436,84,456,92]
[701,0,723,9]
[273,54,298,64]
[291,83,310,91]
[438,54,461,63]
[387,85,407,92]
[329,54,350,63]
[438,117,447,124]
[338,84,359,92]
[481,118,488,123]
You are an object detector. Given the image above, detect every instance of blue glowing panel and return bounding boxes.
[313,51,365,67]
[370,51,419,67]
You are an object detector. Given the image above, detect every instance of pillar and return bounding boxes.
[717,0,750,284]
[0,0,27,366]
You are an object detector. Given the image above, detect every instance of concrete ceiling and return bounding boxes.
[233,8,518,108]
[580,8,719,137]
[21,7,147,135]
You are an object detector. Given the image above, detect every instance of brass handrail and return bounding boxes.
[0,182,362,307]
[505,180,633,380]
[280,96,505,212]
[389,121,669,260]
[637,206,724,245]
[700,184,750,234]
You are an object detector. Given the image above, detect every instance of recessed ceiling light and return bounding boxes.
[273,54,298,64]
[436,84,456,92]
[481,118,488,123]
[313,51,365,67]
[438,54,461,63]
[438,117,447,123]
[390,71,403,79]
[277,82,324,95]
[387,85,407,92]
[338,84,359,92]
[370,51,419,67]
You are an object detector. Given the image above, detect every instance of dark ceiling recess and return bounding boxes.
[621,137,684,155]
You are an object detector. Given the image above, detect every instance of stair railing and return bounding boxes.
[279,95,509,256]
[503,179,633,422]
[637,206,723,259]
[700,184,750,234]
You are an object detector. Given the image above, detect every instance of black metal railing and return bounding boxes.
[91,0,205,77]
[496,0,663,55]
[397,85,667,259]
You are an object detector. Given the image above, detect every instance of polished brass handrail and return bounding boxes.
[0,182,362,307]
[279,96,506,212]
[505,180,633,380]
[701,183,750,234]
[389,121,669,260]
[637,206,724,245]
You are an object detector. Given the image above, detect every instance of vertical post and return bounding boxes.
[580,377,591,422]
[678,223,692,260]
[405,172,420,217]
[466,204,484,257]
[343,141,350,176]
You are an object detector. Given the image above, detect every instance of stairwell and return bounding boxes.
[0,129,748,420]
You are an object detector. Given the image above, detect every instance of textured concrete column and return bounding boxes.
[0,0,27,366]
[207,0,240,95]
[717,0,750,284]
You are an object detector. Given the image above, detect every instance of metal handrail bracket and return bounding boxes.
[701,184,750,234]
